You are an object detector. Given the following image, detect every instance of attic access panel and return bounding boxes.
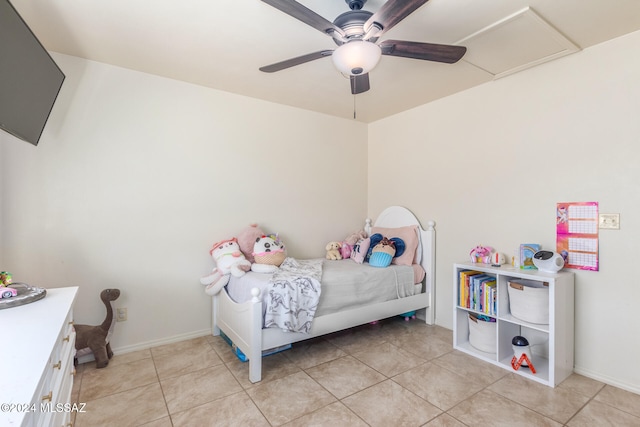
[457,7,580,79]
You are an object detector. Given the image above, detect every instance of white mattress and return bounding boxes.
[226,259,421,318]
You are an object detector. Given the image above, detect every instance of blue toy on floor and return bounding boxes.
[401,311,416,321]
[219,331,290,362]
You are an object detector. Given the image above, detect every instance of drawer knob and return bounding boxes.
[42,391,52,402]
[53,360,62,370]
[63,335,70,342]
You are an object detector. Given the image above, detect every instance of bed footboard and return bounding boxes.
[213,287,263,383]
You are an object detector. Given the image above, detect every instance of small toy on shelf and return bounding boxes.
[491,252,506,266]
[325,241,343,260]
[511,335,536,373]
[470,245,493,263]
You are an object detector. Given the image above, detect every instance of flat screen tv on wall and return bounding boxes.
[0,0,65,146]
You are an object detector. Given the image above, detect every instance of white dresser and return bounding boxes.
[0,287,78,427]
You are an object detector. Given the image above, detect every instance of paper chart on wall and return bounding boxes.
[556,202,599,271]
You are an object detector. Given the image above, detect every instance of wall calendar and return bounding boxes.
[556,202,599,271]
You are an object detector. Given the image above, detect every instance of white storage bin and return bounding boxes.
[508,280,549,324]
[468,314,496,353]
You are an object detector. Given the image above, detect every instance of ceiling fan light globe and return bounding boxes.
[332,40,381,76]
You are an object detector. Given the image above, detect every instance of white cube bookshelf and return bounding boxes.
[453,262,575,387]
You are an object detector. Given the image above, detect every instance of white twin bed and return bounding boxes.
[212,206,436,383]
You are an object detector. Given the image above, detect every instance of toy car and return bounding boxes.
[1,287,18,299]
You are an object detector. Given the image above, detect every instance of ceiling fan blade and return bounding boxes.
[350,74,370,95]
[380,40,466,63]
[364,0,430,38]
[260,50,333,73]
[262,0,346,40]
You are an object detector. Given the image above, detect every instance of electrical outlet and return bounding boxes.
[116,307,127,322]
[599,213,620,230]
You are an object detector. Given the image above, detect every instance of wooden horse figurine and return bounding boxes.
[74,288,121,368]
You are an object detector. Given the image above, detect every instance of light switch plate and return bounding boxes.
[599,213,620,230]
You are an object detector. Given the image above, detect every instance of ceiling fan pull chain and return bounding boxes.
[353,95,357,120]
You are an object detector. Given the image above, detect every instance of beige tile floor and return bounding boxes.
[71,318,640,426]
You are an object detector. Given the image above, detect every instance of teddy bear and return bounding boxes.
[251,234,287,273]
[325,241,343,260]
[201,238,252,295]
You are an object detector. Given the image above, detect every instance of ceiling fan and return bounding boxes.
[259,0,467,95]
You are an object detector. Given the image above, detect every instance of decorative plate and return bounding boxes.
[0,282,47,309]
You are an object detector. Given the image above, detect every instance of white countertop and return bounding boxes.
[0,287,78,426]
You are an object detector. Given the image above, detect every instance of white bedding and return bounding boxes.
[263,258,322,333]
[227,258,420,322]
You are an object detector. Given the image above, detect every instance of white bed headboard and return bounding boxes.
[367,206,436,325]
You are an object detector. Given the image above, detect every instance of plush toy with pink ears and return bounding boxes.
[201,238,251,296]
[470,245,493,263]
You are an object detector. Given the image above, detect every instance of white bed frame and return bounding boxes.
[212,206,436,383]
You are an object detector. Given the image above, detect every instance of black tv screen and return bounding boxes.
[0,0,65,146]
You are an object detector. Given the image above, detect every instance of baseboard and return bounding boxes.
[573,365,640,395]
[76,328,212,365]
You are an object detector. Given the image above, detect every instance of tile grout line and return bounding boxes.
[149,348,175,427]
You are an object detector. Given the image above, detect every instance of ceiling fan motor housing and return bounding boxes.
[332,10,373,45]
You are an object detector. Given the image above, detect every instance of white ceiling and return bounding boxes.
[11,0,640,123]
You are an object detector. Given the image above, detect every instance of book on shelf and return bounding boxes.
[520,244,541,269]
[470,274,493,312]
[458,270,481,308]
[484,280,496,316]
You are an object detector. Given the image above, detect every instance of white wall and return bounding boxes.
[368,30,640,393]
[0,54,368,353]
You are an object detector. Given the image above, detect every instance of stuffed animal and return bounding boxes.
[341,230,368,260]
[369,237,396,267]
[325,241,342,260]
[350,237,370,264]
[236,224,265,263]
[201,238,252,295]
[470,245,493,263]
[252,234,286,273]
[366,233,405,264]
[74,288,121,368]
